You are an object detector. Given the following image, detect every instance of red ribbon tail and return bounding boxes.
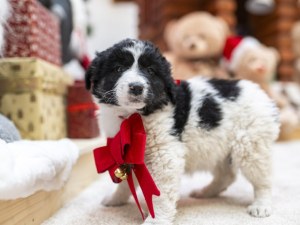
[134,165,160,218]
[127,173,145,220]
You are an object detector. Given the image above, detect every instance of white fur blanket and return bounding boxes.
[42,141,300,225]
[0,139,79,200]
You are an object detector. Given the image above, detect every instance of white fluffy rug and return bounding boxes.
[0,139,79,200]
[42,141,300,225]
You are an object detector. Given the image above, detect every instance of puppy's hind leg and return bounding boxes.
[190,155,237,198]
[240,146,272,218]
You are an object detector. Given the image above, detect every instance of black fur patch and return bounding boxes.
[208,79,240,101]
[198,95,222,130]
[171,81,191,138]
[137,41,175,115]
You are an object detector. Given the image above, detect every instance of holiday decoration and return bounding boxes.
[222,35,280,100]
[38,0,74,64]
[93,113,160,220]
[67,80,100,138]
[4,0,61,66]
[137,0,236,52]
[164,12,229,80]
[38,0,91,69]
[223,36,262,75]
[69,0,91,70]
[0,57,72,140]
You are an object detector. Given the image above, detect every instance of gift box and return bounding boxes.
[4,0,61,66]
[0,57,72,140]
[67,80,100,139]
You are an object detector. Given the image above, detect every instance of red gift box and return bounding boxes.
[4,0,61,66]
[67,80,100,138]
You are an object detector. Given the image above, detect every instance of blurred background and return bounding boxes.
[86,0,138,54]
[1,1,300,224]
[86,0,299,81]
[1,0,300,141]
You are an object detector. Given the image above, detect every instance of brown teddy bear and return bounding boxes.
[164,12,230,80]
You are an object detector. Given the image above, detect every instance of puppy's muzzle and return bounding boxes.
[128,82,144,96]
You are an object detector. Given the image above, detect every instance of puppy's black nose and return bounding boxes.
[128,82,144,96]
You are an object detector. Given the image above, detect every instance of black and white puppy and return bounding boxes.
[86,39,280,225]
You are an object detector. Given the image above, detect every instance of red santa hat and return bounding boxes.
[223,36,260,72]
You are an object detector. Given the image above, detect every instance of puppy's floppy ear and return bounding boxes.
[85,58,96,90]
[85,52,104,90]
[161,55,177,104]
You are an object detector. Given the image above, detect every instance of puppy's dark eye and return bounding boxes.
[115,66,125,73]
[147,67,155,76]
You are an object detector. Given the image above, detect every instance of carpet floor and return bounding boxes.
[42,141,300,225]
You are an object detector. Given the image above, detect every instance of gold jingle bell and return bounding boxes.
[114,167,128,180]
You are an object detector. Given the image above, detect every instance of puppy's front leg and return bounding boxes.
[102,180,131,206]
[142,145,184,225]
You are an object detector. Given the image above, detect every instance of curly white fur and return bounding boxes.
[100,81,279,224]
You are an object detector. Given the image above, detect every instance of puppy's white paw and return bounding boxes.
[247,203,272,217]
[101,195,128,207]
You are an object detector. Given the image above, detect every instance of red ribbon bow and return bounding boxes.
[93,113,160,220]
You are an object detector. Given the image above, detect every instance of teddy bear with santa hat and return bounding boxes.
[222,36,279,97]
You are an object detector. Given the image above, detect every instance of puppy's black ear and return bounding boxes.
[85,52,104,90]
[161,55,177,104]
[85,56,98,90]
[166,81,177,104]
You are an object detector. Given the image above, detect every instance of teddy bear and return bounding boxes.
[222,36,279,97]
[223,35,300,138]
[163,11,230,80]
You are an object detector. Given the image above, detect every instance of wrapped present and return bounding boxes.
[0,57,72,140]
[67,80,100,138]
[4,0,61,66]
